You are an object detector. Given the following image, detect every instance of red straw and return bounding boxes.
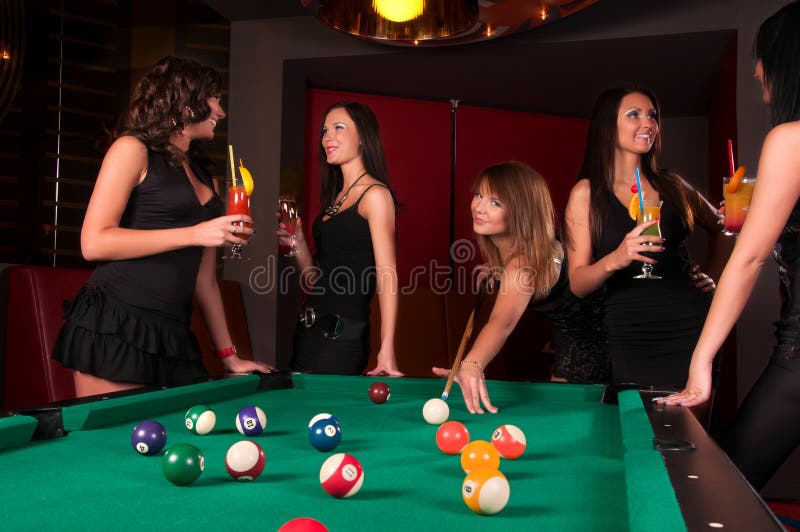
[727,139,735,177]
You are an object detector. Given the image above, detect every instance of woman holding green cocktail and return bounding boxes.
[659,1,800,492]
[564,87,725,389]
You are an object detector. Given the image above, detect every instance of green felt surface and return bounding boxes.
[0,414,38,451]
[0,375,685,531]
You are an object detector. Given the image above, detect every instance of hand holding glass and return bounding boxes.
[634,199,662,280]
[223,183,252,261]
[278,195,299,257]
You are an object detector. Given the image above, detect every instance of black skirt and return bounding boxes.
[51,284,209,386]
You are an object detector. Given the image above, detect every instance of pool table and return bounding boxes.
[0,373,783,531]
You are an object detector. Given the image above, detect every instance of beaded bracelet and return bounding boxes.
[215,345,237,359]
[460,359,484,373]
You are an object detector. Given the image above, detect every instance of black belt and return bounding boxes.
[299,307,368,341]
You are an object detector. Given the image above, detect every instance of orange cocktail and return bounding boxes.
[723,176,755,235]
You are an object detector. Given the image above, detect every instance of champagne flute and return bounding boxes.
[634,199,662,279]
[223,181,252,261]
[279,195,299,257]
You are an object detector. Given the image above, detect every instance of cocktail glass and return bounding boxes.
[722,176,755,236]
[223,182,252,261]
[634,199,662,280]
[278,195,299,257]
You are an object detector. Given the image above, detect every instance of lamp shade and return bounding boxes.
[319,0,479,43]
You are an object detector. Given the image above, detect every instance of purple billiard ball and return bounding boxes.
[131,420,167,456]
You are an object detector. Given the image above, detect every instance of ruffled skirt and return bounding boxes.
[51,284,208,386]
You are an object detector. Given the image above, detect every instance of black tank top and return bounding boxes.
[90,150,223,322]
[308,184,386,319]
[774,200,800,357]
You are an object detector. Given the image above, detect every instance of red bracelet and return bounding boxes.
[215,345,237,359]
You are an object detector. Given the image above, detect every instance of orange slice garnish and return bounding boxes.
[628,194,640,220]
[726,165,746,194]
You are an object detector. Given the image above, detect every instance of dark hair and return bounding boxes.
[572,87,693,250]
[317,101,397,208]
[755,1,800,126]
[116,56,222,167]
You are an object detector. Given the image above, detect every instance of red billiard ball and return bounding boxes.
[435,420,470,455]
[319,453,364,498]
[491,424,527,459]
[368,382,390,404]
[225,440,266,481]
[278,517,329,531]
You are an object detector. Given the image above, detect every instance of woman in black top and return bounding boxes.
[52,56,271,397]
[277,102,402,376]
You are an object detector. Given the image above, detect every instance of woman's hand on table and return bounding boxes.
[654,360,713,407]
[366,351,404,377]
[432,365,498,414]
[221,355,273,375]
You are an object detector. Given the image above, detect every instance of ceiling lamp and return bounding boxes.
[319,0,479,43]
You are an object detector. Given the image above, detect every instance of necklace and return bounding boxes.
[325,170,368,216]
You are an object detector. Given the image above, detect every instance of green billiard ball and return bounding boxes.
[161,443,204,486]
[184,405,216,435]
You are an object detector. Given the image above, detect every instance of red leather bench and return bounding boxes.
[2,265,254,412]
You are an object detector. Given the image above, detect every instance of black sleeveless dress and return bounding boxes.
[595,192,711,387]
[51,150,223,386]
[529,258,609,384]
[291,185,386,374]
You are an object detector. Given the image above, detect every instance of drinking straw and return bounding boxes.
[228,144,237,187]
[727,139,735,177]
[634,167,645,219]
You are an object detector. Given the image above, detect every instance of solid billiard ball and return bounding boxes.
[131,420,167,456]
[319,453,364,498]
[422,398,449,425]
[236,405,267,436]
[184,405,216,435]
[225,440,266,481]
[309,418,342,452]
[307,413,340,432]
[435,420,470,455]
[491,424,527,459]
[278,517,329,532]
[462,468,510,515]
[368,382,390,404]
[161,443,204,486]
[460,440,501,473]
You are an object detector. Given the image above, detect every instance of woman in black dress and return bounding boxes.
[52,56,271,397]
[660,2,800,491]
[564,87,724,388]
[277,102,402,376]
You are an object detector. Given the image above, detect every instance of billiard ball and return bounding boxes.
[278,517,329,531]
[236,405,267,436]
[422,398,449,425]
[460,440,501,473]
[307,413,340,432]
[435,420,470,455]
[491,424,527,459]
[462,468,510,515]
[368,382,390,404]
[309,418,342,452]
[184,405,216,435]
[225,440,266,481]
[319,453,364,498]
[161,443,204,486]
[131,420,167,456]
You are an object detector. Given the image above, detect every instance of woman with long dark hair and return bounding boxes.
[52,56,271,397]
[564,86,724,388]
[659,2,800,491]
[277,101,402,376]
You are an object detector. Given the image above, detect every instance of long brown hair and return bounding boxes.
[116,56,222,168]
[474,161,559,301]
[571,87,694,251]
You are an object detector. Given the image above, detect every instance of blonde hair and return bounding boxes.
[473,161,559,301]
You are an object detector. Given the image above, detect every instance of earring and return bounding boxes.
[184,106,196,119]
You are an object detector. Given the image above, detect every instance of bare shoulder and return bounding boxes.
[568,178,591,203]
[765,121,800,149]
[359,181,395,214]
[99,136,148,185]
[108,135,147,156]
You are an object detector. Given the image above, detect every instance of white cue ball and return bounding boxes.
[422,398,449,425]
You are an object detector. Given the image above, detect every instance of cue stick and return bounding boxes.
[441,279,488,401]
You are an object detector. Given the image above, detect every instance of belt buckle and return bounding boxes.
[319,314,344,340]
[300,307,316,328]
